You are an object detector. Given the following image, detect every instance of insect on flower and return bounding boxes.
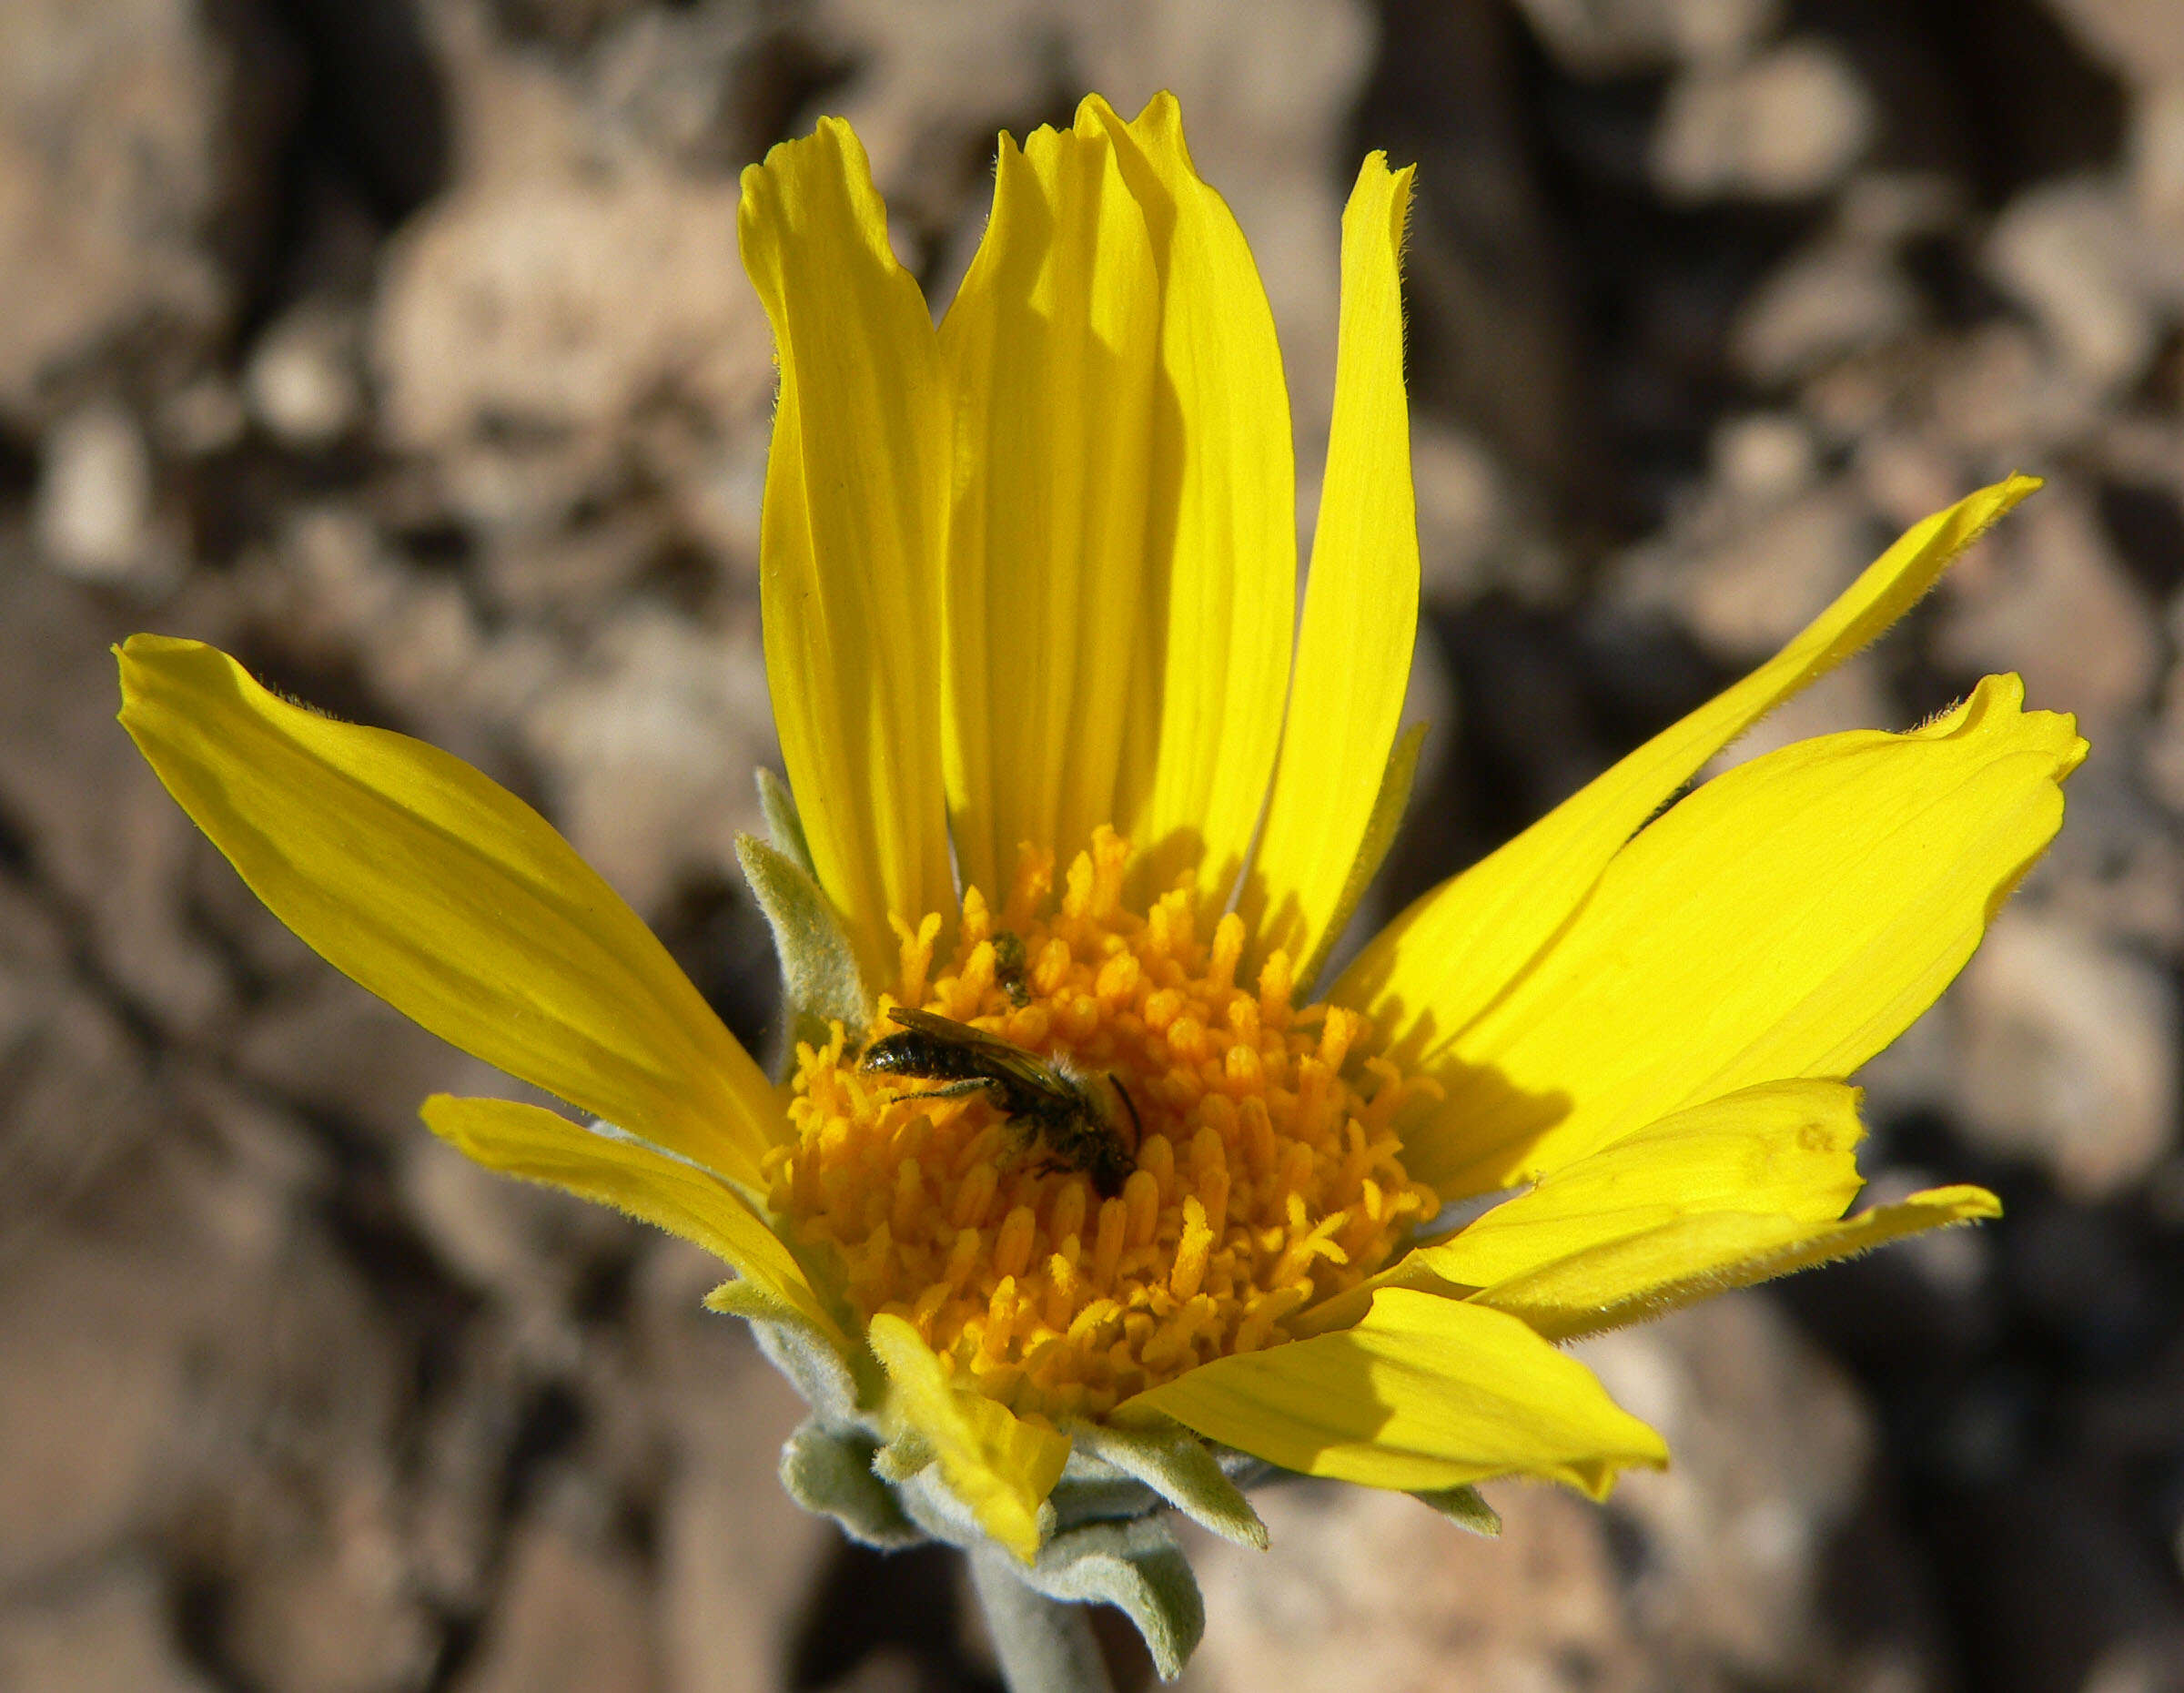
[862,1006,1140,1198]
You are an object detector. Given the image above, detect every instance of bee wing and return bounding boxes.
[885,1008,1077,1104]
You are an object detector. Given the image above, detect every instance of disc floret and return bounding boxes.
[767,827,1441,1422]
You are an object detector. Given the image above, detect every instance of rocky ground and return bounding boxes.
[3,0,2183,1688]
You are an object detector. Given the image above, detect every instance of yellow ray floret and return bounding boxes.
[1239,151,1420,982]
[1338,475,2047,1056]
[1410,671,2084,1195]
[116,635,782,1188]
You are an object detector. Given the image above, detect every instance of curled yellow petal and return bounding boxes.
[1409,672,2083,1195]
[1338,476,2045,1056]
[423,1095,844,1346]
[1408,1080,1867,1291]
[741,119,954,978]
[1087,92,1297,907]
[1473,1185,2002,1341]
[866,1313,1071,1562]
[117,635,778,1186]
[1239,152,1419,982]
[939,111,1160,899]
[1123,1288,1666,1499]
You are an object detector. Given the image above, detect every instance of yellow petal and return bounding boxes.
[1407,1081,1866,1291]
[938,113,1160,899]
[117,636,779,1186]
[1337,476,2043,1053]
[866,1313,1071,1562]
[741,120,954,978]
[1474,1185,2001,1341]
[1239,153,1419,980]
[1409,673,2084,1195]
[422,1095,845,1346]
[1087,93,1297,906]
[1122,1288,1666,1499]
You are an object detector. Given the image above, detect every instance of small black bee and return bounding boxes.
[991,928,1032,1008]
[860,1007,1139,1198]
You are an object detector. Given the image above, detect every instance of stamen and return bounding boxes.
[774,827,1436,1419]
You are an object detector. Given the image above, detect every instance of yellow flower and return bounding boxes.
[118,91,2081,1593]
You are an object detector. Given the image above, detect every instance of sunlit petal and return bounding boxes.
[1338,477,2043,1056]
[1405,674,2083,1194]
[1239,153,1419,982]
[741,119,954,973]
[939,112,1160,899]
[1124,1288,1666,1498]
[118,636,779,1186]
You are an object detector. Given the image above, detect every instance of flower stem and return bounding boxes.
[968,1552,1117,1693]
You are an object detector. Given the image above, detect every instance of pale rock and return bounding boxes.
[520,602,774,915]
[242,505,541,766]
[1920,319,2104,455]
[1509,0,1785,76]
[1652,38,1876,203]
[1835,169,1966,245]
[1710,411,1818,506]
[1936,485,2159,733]
[233,970,479,1145]
[2130,81,2184,228]
[2044,0,2184,86]
[247,300,365,451]
[0,1560,216,1693]
[587,4,774,165]
[2038,773,2184,954]
[1952,908,2178,1201]
[1577,1296,1876,1684]
[1731,233,1919,383]
[376,164,764,448]
[0,1232,189,1587]
[1860,1167,1996,1301]
[0,0,229,421]
[1851,993,1961,1123]
[802,0,1057,220]
[2145,657,2184,814]
[1984,177,2170,394]
[1623,482,1878,660]
[1185,1479,1646,1693]
[217,1478,439,1693]
[1853,430,1966,534]
[35,400,161,585]
[455,1514,655,1693]
[373,150,773,532]
[1412,421,1514,601]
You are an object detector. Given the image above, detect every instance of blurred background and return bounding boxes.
[3,0,2182,1688]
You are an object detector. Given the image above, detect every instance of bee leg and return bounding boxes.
[912,1078,1013,1111]
[1108,1074,1146,1152]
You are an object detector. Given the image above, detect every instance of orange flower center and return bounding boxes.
[765,827,1440,1423]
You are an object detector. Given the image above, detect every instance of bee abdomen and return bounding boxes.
[861,1031,990,1083]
